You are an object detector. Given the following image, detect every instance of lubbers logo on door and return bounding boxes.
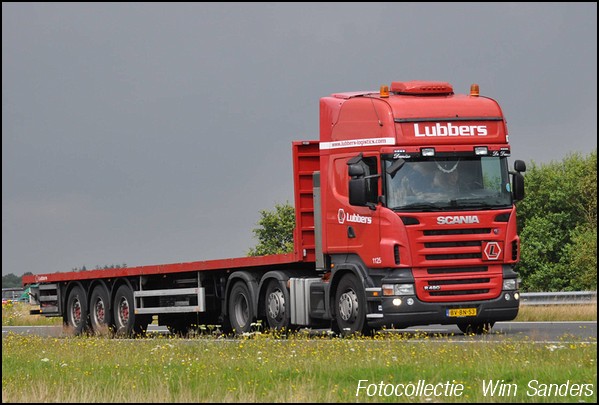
[338,208,372,225]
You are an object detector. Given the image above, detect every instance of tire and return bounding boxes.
[65,285,89,336]
[113,284,148,337]
[457,321,495,335]
[264,279,291,331]
[334,273,371,337]
[228,282,254,335]
[89,285,113,335]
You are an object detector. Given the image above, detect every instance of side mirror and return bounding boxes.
[512,172,525,201]
[348,163,365,178]
[349,177,370,207]
[514,160,526,173]
[511,160,526,201]
[347,156,378,210]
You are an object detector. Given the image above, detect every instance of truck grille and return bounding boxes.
[411,225,503,302]
[415,270,501,302]
[424,228,491,236]
[429,289,490,296]
[427,278,490,285]
[427,266,487,274]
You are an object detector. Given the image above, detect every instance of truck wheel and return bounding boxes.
[113,284,148,337]
[264,279,291,331]
[89,285,113,335]
[334,274,371,337]
[457,321,495,335]
[65,285,89,336]
[228,282,254,335]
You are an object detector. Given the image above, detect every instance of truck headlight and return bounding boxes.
[503,279,517,291]
[382,284,414,296]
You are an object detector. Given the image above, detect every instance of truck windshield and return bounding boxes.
[384,156,512,211]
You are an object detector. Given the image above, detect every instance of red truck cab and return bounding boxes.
[317,81,525,334]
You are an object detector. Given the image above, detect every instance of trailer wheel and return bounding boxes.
[264,279,291,331]
[334,274,371,337]
[65,286,89,336]
[113,284,148,337]
[457,321,495,335]
[89,285,113,335]
[228,282,254,335]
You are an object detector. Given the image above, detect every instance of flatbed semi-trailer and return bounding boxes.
[23,80,526,337]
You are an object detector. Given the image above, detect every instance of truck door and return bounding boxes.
[347,154,381,265]
[326,153,381,264]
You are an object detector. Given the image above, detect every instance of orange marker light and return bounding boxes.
[380,85,389,98]
[470,83,480,97]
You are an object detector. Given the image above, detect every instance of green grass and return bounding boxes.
[515,304,597,322]
[2,302,597,402]
[2,332,596,403]
[2,302,62,326]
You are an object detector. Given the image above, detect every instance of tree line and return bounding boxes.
[3,150,596,292]
[515,150,596,291]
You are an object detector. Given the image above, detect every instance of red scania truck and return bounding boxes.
[23,80,526,337]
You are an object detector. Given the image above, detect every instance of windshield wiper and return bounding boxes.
[394,202,442,211]
[449,199,508,209]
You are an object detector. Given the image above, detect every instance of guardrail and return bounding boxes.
[520,291,597,306]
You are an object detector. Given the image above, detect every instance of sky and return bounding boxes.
[2,3,597,277]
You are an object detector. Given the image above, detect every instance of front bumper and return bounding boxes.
[365,290,520,329]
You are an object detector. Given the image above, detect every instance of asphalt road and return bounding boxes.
[2,321,596,342]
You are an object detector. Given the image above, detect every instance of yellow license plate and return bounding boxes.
[447,308,477,317]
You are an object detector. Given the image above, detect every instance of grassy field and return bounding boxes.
[2,331,597,403]
[2,301,597,403]
[2,301,62,326]
[515,304,597,322]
